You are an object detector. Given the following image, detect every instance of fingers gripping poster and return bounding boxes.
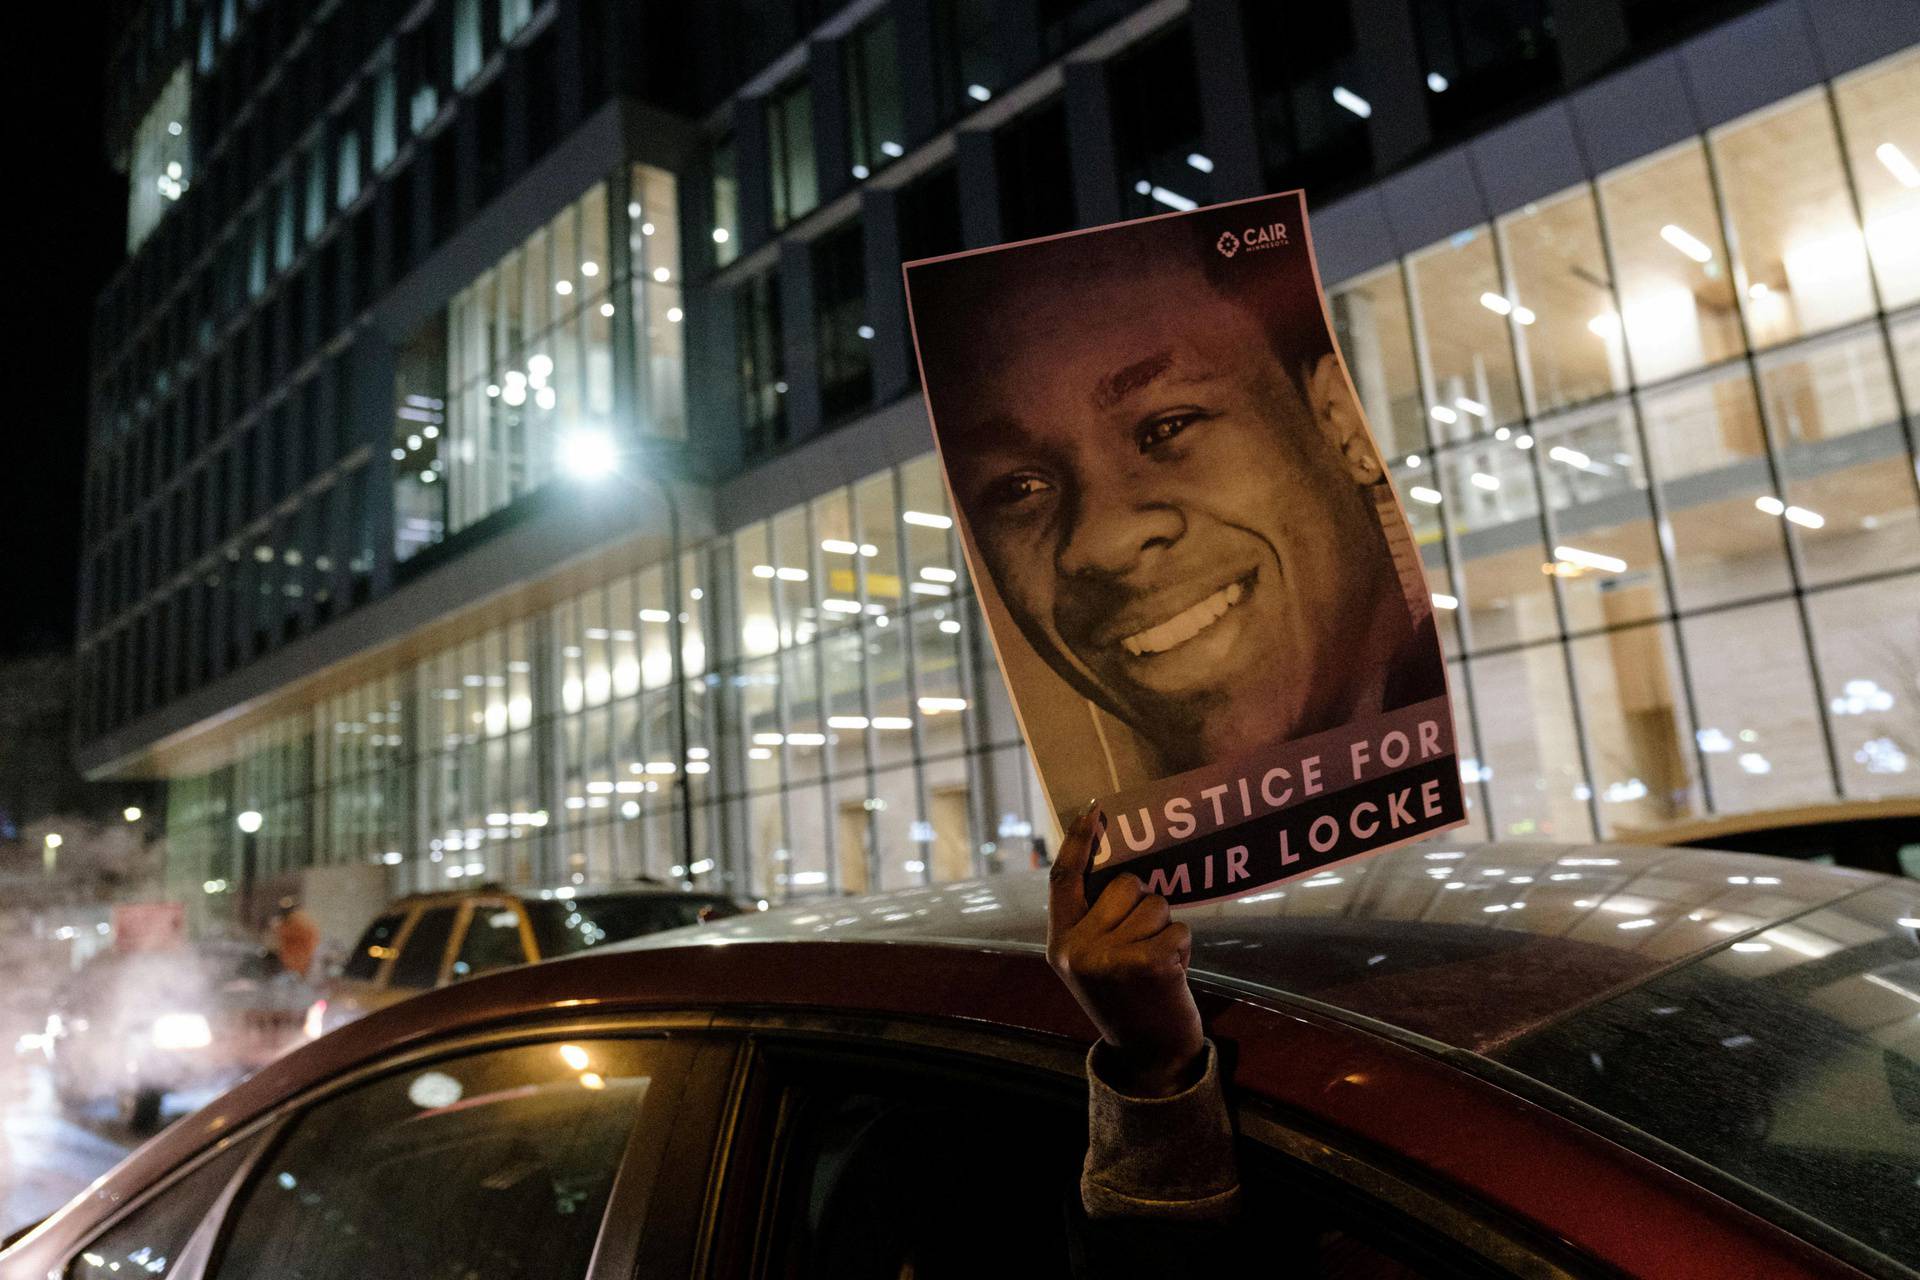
[903,191,1466,907]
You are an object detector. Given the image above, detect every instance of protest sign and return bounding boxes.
[903,191,1465,906]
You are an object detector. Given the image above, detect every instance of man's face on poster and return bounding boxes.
[942,256,1389,771]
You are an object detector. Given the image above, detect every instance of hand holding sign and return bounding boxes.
[1047,802,1204,1098]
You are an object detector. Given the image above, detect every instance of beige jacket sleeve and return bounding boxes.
[1080,1040,1241,1222]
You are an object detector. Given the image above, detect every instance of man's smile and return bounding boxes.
[1119,577,1247,656]
[1076,566,1265,669]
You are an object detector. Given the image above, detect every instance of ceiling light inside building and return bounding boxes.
[1783,505,1825,529]
[1426,72,1449,92]
[1554,545,1626,574]
[1659,223,1713,264]
[1332,85,1371,118]
[1187,152,1214,173]
[1877,141,1920,188]
[967,84,991,102]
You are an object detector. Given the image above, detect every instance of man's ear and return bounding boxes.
[1307,352,1381,485]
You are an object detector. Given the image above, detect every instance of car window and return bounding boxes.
[750,1056,1085,1277]
[387,906,457,989]
[736,1047,1526,1280]
[1236,1147,1517,1279]
[524,895,733,957]
[452,904,530,979]
[342,912,406,982]
[68,1137,258,1279]
[207,1038,685,1280]
[1497,882,1920,1268]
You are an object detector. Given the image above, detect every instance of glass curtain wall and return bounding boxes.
[1339,53,1920,839]
[395,164,684,558]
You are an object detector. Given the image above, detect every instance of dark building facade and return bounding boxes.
[79,0,1920,916]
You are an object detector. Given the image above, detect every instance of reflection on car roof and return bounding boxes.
[617,841,1878,1053]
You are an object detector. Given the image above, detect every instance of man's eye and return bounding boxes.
[985,473,1053,506]
[1138,413,1201,450]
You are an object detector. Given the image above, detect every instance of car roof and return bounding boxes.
[20,841,1891,1279]
[619,839,1882,1053]
[1611,796,1920,846]
[384,882,735,909]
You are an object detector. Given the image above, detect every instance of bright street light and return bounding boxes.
[236,810,264,834]
[559,428,619,480]
[43,833,62,849]
[123,806,143,822]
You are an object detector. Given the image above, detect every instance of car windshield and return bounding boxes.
[524,893,738,957]
[1495,881,1920,1270]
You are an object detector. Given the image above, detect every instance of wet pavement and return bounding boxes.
[1,1066,137,1242]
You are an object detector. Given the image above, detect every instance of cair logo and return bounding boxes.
[1217,221,1289,257]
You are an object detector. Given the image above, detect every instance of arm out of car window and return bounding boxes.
[1048,802,1251,1275]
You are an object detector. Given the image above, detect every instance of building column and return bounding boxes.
[861,185,912,404]
[1063,59,1121,227]
[734,97,773,253]
[895,0,941,146]
[1189,0,1263,200]
[1550,0,1630,87]
[955,129,1003,248]
[1352,0,1430,171]
[810,36,855,206]
[778,238,824,443]
[989,0,1042,90]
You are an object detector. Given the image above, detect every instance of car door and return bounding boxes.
[52,1023,736,1280]
[695,1015,1590,1279]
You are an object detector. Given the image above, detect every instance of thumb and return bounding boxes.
[1048,800,1101,933]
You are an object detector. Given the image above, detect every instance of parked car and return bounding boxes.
[7,841,1916,1279]
[1617,797,1920,878]
[308,881,746,1035]
[41,940,312,1133]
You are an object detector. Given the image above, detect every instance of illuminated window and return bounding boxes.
[768,77,818,229]
[395,171,682,557]
[845,15,905,181]
[127,66,191,252]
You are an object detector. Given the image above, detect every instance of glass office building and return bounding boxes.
[84,0,1917,917]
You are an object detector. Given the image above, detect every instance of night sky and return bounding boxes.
[7,12,125,656]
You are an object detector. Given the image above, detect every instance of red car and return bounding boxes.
[6,840,1915,1279]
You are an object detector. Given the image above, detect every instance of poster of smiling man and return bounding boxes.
[903,191,1465,906]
